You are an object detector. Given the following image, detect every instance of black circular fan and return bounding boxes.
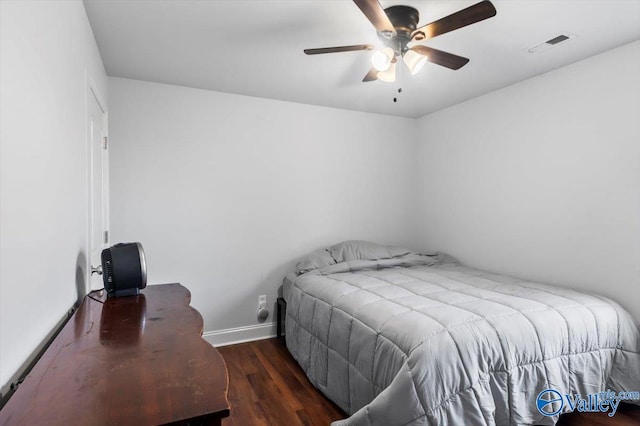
[101,242,147,297]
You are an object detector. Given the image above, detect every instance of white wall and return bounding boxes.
[108,77,417,339]
[0,1,107,394]
[415,41,640,321]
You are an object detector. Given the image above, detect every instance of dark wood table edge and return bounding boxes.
[0,283,231,426]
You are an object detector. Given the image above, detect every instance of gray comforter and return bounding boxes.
[283,254,640,425]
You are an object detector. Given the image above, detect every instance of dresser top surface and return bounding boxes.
[0,283,229,426]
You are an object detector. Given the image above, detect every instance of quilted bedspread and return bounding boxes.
[283,254,640,425]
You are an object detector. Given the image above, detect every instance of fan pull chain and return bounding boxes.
[393,56,403,103]
[393,88,402,103]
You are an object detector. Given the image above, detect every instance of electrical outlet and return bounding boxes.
[258,294,267,309]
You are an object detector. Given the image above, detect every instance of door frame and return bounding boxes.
[86,75,109,294]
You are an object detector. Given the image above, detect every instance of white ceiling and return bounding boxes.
[84,0,640,118]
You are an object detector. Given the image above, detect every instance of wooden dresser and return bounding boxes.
[0,283,230,425]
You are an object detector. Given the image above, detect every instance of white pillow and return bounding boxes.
[328,240,411,263]
[295,248,336,274]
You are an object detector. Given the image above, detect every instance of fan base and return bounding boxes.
[384,6,419,35]
[379,5,419,53]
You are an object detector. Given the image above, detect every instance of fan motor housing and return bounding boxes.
[101,242,147,297]
[380,6,420,52]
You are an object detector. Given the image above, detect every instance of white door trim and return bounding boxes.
[86,75,108,295]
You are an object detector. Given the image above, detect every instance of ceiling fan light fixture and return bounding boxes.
[403,49,427,75]
[377,61,396,82]
[303,0,498,83]
[371,47,394,71]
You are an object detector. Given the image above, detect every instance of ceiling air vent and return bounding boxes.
[527,33,576,54]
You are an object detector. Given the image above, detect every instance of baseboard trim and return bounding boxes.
[203,322,277,347]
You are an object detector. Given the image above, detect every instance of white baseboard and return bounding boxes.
[203,322,277,347]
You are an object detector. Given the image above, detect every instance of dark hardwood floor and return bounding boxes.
[218,338,640,426]
[218,338,345,426]
[557,404,640,426]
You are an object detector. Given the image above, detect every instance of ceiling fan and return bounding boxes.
[304,0,497,83]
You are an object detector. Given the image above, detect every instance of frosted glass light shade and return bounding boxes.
[377,61,396,82]
[403,49,427,75]
[371,47,394,71]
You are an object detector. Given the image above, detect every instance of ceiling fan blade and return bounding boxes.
[353,0,396,37]
[411,0,496,41]
[304,44,374,55]
[362,68,379,82]
[410,46,469,70]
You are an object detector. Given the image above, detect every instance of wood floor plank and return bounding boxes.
[557,405,640,426]
[250,340,305,412]
[251,338,347,425]
[219,339,345,426]
[218,345,273,426]
[259,339,347,418]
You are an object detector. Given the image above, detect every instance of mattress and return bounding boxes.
[283,252,640,425]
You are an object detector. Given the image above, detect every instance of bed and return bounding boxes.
[282,241,640,426]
